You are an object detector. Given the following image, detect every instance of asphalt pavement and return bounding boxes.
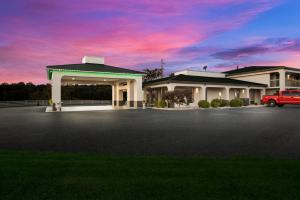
[0,106,300,158]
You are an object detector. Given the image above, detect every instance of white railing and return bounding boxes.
[270,79,280,87]
[286,80,300,87]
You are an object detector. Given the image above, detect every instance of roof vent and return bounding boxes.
[82,56,104,64]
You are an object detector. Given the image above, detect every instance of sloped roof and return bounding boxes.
[143,74,267,87]
[224,66,300,76]
[47,63,144,74]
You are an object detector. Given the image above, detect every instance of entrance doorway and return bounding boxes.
[250,89,261,104]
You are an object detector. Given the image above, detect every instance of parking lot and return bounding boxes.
[0,106,300,158]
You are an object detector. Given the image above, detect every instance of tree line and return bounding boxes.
[0,83,112,101]
[0,68,163,101]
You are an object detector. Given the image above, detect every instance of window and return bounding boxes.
[286,73,300,87]
[270,72,280,87]
[291,91,300,97]
[282,91,300,96]
[282,91,290,96]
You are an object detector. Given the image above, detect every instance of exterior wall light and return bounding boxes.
[195,88,199,93]
[218,92,222,97]
[72,77,75,80]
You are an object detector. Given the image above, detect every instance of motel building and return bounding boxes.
[47,57,300,111]
[143,66,300,106]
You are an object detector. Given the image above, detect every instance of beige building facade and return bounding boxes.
[47,60,300,111]
[144,66,300,106]
[226,66,300,95]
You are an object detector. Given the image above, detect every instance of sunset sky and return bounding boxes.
[0,0,300,83]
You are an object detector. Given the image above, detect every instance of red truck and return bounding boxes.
[261,90,300,107]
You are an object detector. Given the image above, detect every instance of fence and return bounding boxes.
[0,100,112,108]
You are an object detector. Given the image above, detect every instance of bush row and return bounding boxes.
[154,100,167,108]
[198,98,248,108]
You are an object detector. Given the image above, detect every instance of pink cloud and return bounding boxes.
[0,0,283,83]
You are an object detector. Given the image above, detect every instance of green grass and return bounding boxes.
[1,151,300,200]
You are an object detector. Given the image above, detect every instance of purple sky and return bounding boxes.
[0,0,300,83]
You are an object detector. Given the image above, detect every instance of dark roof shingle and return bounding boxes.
[224,66,300,76]
[47,63,144,74]
[143,74,267,87]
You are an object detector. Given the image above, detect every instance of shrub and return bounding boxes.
[198,100,210,108]
[163,91,191,107]
[211,99,221,108]
[48,99,53,106]
[163,91,175,105]
[230,98,243,107]
[154,100,167,108]
[158,100,167,108]
[240,98,250,106]
[220,99,229,107]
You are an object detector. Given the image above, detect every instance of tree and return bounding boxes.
[0,83,112,101]
[163,90,192,107]
[143,68,163,81]
[163,91,175,107]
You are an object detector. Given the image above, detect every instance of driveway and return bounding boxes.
[0,106,300,158]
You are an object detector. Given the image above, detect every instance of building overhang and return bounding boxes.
[143,74,267,88]
[47,69,144,81]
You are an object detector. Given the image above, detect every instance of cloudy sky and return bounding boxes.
[0,0,300,83]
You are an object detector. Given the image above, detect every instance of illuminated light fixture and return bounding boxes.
[103,79,106,81]
[72,77,75,80]
[235,92,237,97]
[242,89,245,94]
[218,92,222,97]
[195,88,199,93]
[287,74,290,79]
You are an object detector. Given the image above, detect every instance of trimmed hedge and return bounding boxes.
[240,98,250,106]
[211,99,221,108]
[198,100,210,108]
[220,99,229,107]
[230,98,243,107]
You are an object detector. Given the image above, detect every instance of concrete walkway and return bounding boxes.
[46,105,114,112]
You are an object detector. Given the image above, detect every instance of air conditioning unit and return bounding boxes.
[82,56,104,64]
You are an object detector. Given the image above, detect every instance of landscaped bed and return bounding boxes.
[1,151,300,199]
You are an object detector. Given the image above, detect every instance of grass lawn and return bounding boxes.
[1,151,300,200]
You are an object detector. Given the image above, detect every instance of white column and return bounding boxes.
[116,83,120,107]
[245,88,250,99]
[193,87,200,103]
[143,89,147,103]
[245,88,250,105]
[225,87,230,100]
[51,73,62,110]
[127,80,131,107]
[112,84,115,107]
[279,70,286,91]
[260,88,266,103]
[167,84,175,91]
[200,86,206,100]
[261,88,266,97]
[134,77,143,108]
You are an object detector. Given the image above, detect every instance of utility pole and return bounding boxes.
[160,58,165,78]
